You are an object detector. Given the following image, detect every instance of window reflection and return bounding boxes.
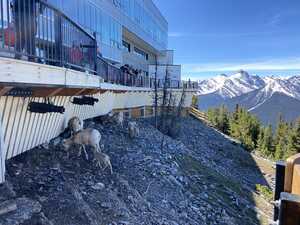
[117,0,168,48]
[46,0,167,60]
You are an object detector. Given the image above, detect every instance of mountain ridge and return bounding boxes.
[197,71,300,125]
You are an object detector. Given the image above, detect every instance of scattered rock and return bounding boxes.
[0,182,16,201]
[0,198,41,225]
[91,182,105,191]
[0,200,17,216]
[0,117,273,225]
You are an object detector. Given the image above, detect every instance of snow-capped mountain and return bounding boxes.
[198,70,265,98]
[197,71,300,125]
[198,74,228,95]
[259,77,300,102]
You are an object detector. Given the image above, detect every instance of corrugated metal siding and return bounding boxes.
[0,94,112,162]
[0,96,67,160]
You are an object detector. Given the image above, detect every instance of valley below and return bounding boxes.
[0,117,274,225]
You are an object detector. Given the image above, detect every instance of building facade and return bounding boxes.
[48,0,180,81]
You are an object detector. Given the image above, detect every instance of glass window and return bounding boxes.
[123,40,130,52]
[62,0,78,22]
[90,7,97,32]
[113,0,121,8]
[84,4,92,30]
[134,47,148,60]
[49,0,62,8]
[102,14,110,45]
[96,8,102,42]
[78,0,85,27]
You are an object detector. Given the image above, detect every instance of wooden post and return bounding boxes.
[274,161,286,221]
[279,192,300,225]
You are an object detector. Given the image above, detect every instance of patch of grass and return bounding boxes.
[255,184,273,202]
[175,155,244,196]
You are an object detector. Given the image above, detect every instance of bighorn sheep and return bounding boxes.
[101,112,123,126]
[128,121,139,139]
[114,112,124,127]
[62,128,101,160]
[68,116,83,136]
[93,152,113,174]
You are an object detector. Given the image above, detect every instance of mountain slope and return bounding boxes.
[197,72,300,125]
[250,93,300,126]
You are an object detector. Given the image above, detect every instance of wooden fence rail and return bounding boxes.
[188,107,212,126]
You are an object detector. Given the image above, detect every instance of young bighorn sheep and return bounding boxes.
[62,128,101,160]
[113,112,124,127]
[93,152,113,174]
[128,121,139,139]
[101,112,123,126]
[68,116,83,136]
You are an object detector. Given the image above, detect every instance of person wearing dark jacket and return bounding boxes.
[13,0,38,61]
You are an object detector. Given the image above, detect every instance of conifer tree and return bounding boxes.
[257,125,274,157]
[274,115,289,160]
[294,118,300,153]
[217,105,229,134]
[285,118,300,158]
[207,108,218,127]
[233,104,240,121]
[228,107,260,151]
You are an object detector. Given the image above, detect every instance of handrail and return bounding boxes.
[97,56,199,89]
[0,0,97,74]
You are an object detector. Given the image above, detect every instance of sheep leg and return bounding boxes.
[96,161,101,168]
[66,151,70,159]
[77,146,82,157]
[102,160,113,175]
[108,161,113,175]
[102,164,107,171]
[81,145,89,160]
[95,143,101,153]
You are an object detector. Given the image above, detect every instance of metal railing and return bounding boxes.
[0,0,198,90]
[0,0,96,73]
[98,57,150,87]
[98,57,198,89]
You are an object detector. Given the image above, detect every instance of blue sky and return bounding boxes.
[153,0,300,80]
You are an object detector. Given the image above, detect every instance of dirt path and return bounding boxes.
[252,154,275,189]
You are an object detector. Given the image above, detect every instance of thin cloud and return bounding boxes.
[168,32,186,37]
[268,13,282,27]
[267,10,300,28]
[182,58,300,73]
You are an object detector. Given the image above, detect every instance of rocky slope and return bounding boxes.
[0,117,274,225]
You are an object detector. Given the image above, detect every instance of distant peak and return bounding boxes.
[237,69,247,74]
[231,70,250,80]
[219,74,228,77]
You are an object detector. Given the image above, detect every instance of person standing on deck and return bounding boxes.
[12,0,39,61]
